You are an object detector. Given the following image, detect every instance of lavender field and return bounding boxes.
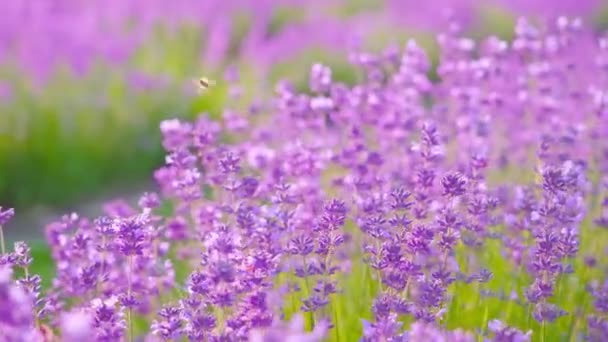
[2,1,608,341]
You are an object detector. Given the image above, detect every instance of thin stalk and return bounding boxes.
[23,266,38,327]
[302,255,315,330]
[96,236,107,295]
[0,226,5,255]
[333,294,340,342]
[127,256,134,342]
[568,265,589,341]
[541,321,546,342]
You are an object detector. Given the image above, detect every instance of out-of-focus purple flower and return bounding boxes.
[404,321,474,342]
[525,280,554,303]
[541,166,566,194]
[160,119,192,152]
[138,192,161,210]
[288,235,314,256]
[390,187,413,210]
[441,172,468,197]
[151,305,183,340]
[165,216,189,241]
[532,302,566,323]
[589,315,608,342]
[61,310,94,342]
[310,63,332,93]
[13,241,32,268]
[0,266,40,341]
[0,207,14,226]
[487,319,532,342]
[103,200,136,218]
[589,281,608,313]
[92,297,126,341]
[249,314,328,342]
[116,214,149,256]
[239,177,260,198]
[362,313,404,342]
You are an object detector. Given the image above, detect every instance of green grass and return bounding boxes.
[29,242,55,290]
[0,23,228,210]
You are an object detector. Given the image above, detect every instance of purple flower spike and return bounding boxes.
[138,192,161,210]
[541,166,567,194]
[487,319,531,342]
[405,321,474,342]
[0,207,14,226]
[151,306,183,340]
[13,241,32,268]
[249,314,328,342]
[0,266,40,340]
[310,63,332,94]
[532,303,566,323]
[441,172,467,197]
[61,310,94,342]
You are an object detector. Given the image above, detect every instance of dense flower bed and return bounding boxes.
[2,16,608,341]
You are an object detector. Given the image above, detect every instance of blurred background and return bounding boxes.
[1,0,608,242]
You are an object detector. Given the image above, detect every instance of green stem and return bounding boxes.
[127,256,134,342]
[97,236,106,296]
[541,321,546,342]
[568,266,589,340]
[302,256,315,330]
[0,226,5,255]
[333,294,340,342]
[526,304,532,329]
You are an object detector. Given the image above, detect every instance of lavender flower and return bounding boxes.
[532,303,566,323]
[92,297,126,341]
[441,172,468,197]
[3,13,608,342]
[61,310,94,342]
[151,306,183,340]
[0,207,14,226]
[405,321,474,342]
[249,314,328,342]
[0,267,40,341]
[487,320,532,342]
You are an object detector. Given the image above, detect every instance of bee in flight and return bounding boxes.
[196,77,216,93]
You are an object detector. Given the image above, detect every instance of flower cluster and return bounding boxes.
[2,15,608,342]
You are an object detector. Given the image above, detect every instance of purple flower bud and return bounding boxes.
[0,267,38,338]
[166,216,188,241]
[138,192,160,210]
[92,297,126,341]
[151,306,182,340]
[487,319,531,342]
[116,213,150,256]
[526,280,554,303]
[61,310,94,342]
[441,172,467,197]
[585,256,597,268]
[390,187,413,210]
[405,321,474,342]
[288,235,314,256]
[238,177,259,198]
[589,315,608,341]
[0,207,14,226]
[310,64,332,93]
[533,303,566,323]
[542,166,566,194]
[362,313,403,341]
[13,241,32,268]
[249,314,327,342]
[160,119,192,151]
[218,152,241,174]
